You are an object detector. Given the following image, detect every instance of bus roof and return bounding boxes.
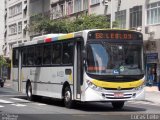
[12,29,142,48]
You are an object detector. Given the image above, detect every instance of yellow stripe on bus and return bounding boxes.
[58,33,74,40]
[92,79,144,89]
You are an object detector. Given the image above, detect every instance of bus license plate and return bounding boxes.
[114,93,124,98]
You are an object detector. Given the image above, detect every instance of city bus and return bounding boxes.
[12,29,145,109]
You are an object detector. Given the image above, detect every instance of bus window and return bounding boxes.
[13,49,19,67]
[43,45,51,65]
[62,42,74,65]
[52,43,61,64]
[22,48,27,66]
[35,45,43,65]
[27,47,35,66]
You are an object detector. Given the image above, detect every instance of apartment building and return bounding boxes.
[4,0,29,58]
[29,0,50,38]
[0,0,5,55]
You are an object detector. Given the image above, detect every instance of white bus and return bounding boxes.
[12,29,145,109]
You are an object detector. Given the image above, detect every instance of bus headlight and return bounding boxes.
[86,80,103,91]
[134,85,144,91]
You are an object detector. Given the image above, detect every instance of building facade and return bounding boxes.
[4,0,29,58]
[0,0,5,55]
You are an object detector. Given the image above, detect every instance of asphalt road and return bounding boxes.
[0,87,160,120]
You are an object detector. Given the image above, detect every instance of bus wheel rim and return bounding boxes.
[28,86,31,97]
[65,91,71,102]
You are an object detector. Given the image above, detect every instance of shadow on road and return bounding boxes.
[17,96,146,113]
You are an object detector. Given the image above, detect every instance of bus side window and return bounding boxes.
[62,42,74,65]
[35,45,43,65]
[13,49,19,67]
[43,45,51,65]
[22,48,27,66]
[27,47,35,66]
[52,43,61,64]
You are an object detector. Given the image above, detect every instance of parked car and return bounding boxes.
[0,78,5,87]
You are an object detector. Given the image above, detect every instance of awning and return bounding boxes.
[23,4,27,10]
[23,24,27,30]
[2,45,7,51]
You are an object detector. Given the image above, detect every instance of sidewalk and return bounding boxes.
[4,79,13,88]
[145,86,160,104]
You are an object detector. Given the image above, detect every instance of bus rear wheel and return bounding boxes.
[111,101,125,109]
[64,86,74,108]
[26,83,33,101]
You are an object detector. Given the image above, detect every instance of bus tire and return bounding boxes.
[111,101,124,109]
[64,86,74,108]
[26,82,33,101]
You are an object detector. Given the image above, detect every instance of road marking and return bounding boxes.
[0,105,4,107]
[11,104,27,107]
[0,99,14,104]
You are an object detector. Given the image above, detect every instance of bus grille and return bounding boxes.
[102,93,134,99]
[103,88,134,90]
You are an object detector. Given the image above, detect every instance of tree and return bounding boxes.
[29,14,110,34]
[0,56,9,78]
[0,56,7,67]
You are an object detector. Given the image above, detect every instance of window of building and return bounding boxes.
[59,3,65,16]
[13,49,19,67]
[74,0,81,13]
[43,45,52,65]
[52,43,62,64]
[18,22,22,34]
[130,6,142,28]
[115,10,126,29]
[66,0,73,15]
[62,42,74,65]
[51,5,58,19]
[83,0,88,10]
[91,0,100,6]
[9,2,22,17]
[147,1,160,25]
[9,24,17,35]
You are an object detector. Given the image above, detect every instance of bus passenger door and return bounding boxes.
[74,39,83,100]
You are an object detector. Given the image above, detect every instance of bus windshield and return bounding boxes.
[86,42,143,75]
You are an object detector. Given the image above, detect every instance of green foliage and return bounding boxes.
[29,14,110,33]
[112,20,119,28]
[0,56,8,67]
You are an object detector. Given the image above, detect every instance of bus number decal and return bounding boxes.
[57,71,64,77]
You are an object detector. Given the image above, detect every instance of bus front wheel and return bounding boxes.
[111,101,125,109]
[64,86,74,108]
[26,82,33,101]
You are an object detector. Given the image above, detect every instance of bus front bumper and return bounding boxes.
[83,87,145,102]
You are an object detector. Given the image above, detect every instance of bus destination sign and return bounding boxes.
[88,31,142,40]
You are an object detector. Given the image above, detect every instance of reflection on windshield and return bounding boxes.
[86,43,143,75]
